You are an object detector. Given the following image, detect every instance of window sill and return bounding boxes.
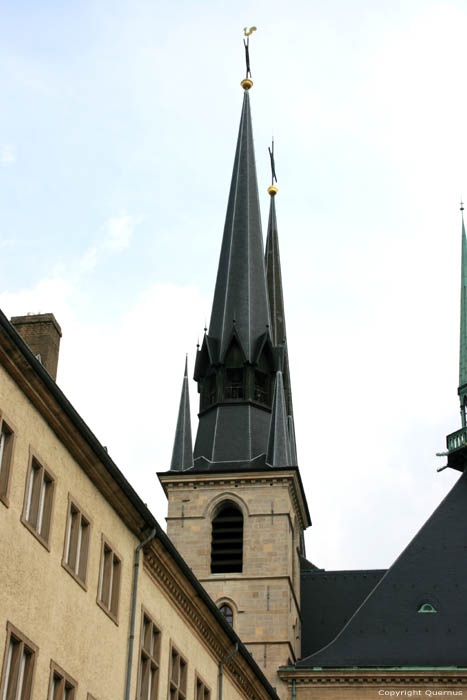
[96,598,119,626]
[61,560,88,592]
[20,515,51,551]
[0,492,9,508]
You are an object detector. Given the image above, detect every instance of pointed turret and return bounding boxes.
[266,371,292,467]
[265,159,294,418]
[193,81,276,467]
[170,357,193,471]
[208,90,271,362]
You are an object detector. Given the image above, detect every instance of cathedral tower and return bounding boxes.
[158,50,310,696]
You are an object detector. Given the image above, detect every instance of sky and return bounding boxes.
[1,0,466,570]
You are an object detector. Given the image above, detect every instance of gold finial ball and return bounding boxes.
[268,185,278,196]
[241,78,253,90]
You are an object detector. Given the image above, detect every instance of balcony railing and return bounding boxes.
[446,426,467,452]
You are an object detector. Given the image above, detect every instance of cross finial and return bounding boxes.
[267,138,278,196]
[461,199,464,212]
[268,139,277,186]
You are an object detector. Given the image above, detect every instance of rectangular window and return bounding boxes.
[97,537,121,623]
[21,452,55,549]
[168,645,187,700]
[0,622,37,700]
[138,611,161,700]
[62,497,91,588]
[195,676,210,700]
[48,661,77,700]
[0,416,15,506]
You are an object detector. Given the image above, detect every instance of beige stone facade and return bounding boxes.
[159,470,310,697]
[0,315,277,700]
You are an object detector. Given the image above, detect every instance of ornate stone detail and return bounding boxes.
[278,669,467,686]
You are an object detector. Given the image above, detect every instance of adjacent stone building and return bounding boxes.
[0,312,277,700]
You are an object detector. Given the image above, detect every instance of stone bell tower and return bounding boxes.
[158,53,311,697]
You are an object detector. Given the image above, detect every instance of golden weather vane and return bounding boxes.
[242,26,257,85]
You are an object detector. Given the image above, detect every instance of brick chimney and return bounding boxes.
[10,313,62,381]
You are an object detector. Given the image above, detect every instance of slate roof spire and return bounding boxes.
[208,86,271,363]
[192,65,278,466]
[459,203,467,427]
[266,371,292,467]
[170,356,193,471]
[265,154,294,418]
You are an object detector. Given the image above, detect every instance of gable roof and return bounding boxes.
[298,470,467,668]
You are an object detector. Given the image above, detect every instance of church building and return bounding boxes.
[1,38,467,700]
[159,45,467,699]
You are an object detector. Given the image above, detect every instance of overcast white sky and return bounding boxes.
[1,0,466,570]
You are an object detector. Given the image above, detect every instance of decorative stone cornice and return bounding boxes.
[158,468,310,531]
[278,667,467,686]
[144,540,275,700]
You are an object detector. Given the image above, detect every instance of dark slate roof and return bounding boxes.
[194,403,272,463]
[265,195,294,418]
[300,568,386,658]
[170,357,193,471]
[208,90,271,363]
[266,370,292,467]
[265,195,286,348]
[298,470,467,668]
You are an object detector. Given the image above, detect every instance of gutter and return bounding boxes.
[125,528,157,700]
[219,643,239,700]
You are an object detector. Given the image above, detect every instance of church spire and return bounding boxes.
[193,39,276,466]
[459,203,467,427]
[265,142,294,418]
[170,357,193,471]
[208,89,270,362]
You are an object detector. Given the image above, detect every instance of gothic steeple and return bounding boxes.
[208,89,271,362]
[264,147,294,419]
[170,357,193,471]
[193,80,276,467]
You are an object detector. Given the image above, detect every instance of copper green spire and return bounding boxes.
[170,356,193,471]
[459,203,467,427]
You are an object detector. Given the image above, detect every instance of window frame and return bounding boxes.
[48,660,77,700]
[194,674,210,700]
[218,603,234,627]
[61,494,92,590]
[137,607,162,700]
[167,643,187,700]
[21,448,56,551]
[96,534,122,625]
[0,412,16,508]
[0,621,38,700]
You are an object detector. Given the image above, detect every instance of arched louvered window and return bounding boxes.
[219,603,234,626]
[211,503,243,573]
